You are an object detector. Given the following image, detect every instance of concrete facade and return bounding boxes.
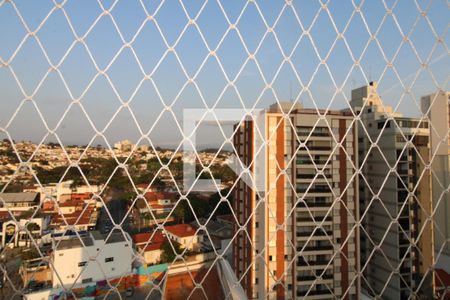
[233,103,359,300]
[350,82,434,299]
[421,91,450,272]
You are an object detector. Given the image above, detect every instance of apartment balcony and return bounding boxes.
[296,173,331,179]
[296,160,330,165]
[297,260,332,268]
[297,216,332,223]
[296,188,332,196]
[296,177,330,185]
[302,274,333,281]
[297,202,331,212]
[298,245,334,255]
[297,230,333,242]
[297,147,332,154]
[297,132,331,138]
[297,274,334,283]
[296,231,333,238]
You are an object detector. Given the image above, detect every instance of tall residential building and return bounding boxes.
[350,82,434,299]
[233,103,359,299]
[421,91,450,271]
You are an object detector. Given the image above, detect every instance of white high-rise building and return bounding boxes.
[421,91,450,272]
[350,82,434,299]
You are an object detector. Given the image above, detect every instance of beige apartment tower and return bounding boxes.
[233,103,359,299]
[350,82,434,299]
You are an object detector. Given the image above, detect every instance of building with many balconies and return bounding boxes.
[233,102,359,299]
[350,82,434,299]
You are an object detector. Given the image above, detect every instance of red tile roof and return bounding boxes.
[132,231,165,245]
[51,205,96,226]
[133,231,167,252]
[144,192,177,203]
[164,224,198,238]
[59,199,85,207]
[436,269,450,288]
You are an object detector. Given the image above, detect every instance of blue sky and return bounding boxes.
[0,0,448,148]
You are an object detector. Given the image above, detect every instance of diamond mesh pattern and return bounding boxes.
[0,0,448,299]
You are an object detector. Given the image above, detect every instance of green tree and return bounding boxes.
[160,241,182,263]
[173,201,188,223]
[208,188,233,216]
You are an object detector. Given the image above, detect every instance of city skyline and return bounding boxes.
[0,1,448,299]
[0,1,448,146]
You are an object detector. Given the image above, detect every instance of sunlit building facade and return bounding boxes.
[351,82,434,299]
[233,103,359,299]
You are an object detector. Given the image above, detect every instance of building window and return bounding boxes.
[78,261,87,267]
[82,278,92,284]
[105,257,114,263]
[269,255,273,261]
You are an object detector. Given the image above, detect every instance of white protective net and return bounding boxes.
[0,0,448,299]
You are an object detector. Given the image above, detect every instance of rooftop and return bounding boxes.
[132,231,165,245]
[0,192,39,203]
[144,191,177,202]
[133,231,167,252]
[54,231,128,250]
[164,266,224,300]
[164,224,198,238]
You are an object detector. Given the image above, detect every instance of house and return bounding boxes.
[133,231,167,265]
[0,192,40,212]
[50,204,97,233]
[21,231,134,299]
[0,211,49,248]
[24,181,101,202]
[51,231,133,288]
[164,224,201,251]
[138,192,176,215]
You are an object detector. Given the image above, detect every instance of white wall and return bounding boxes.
[143,249,162,265]
[52,237,133,288]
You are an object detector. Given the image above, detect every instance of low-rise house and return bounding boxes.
[138,192,176,215]
[0,211,49,248]
[133,231,167,265]
[50,204,97,233]
[0,192,40,212]
[21,231,134,298]
[164,224,201,251]
[24,181,101,203]
[20,256,52,289]
[51,231,133,288]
